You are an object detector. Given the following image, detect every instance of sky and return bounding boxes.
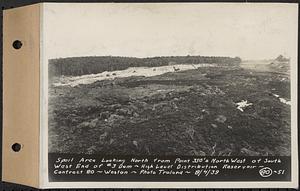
[43,3,298,60]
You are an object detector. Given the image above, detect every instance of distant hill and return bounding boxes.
[49,55,242,77]
[269,55,290,71]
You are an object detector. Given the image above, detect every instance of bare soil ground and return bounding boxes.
[48,63,291,156]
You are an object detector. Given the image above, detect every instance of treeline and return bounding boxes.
[275,55,290,62]
[49,55,242,77]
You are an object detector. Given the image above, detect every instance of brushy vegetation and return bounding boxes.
[48,62,291,156]
[49,56,241,77]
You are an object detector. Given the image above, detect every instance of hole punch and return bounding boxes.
[12,40,23,49]
[12,143,22,152]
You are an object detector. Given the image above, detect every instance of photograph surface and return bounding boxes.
[42,3,298,187]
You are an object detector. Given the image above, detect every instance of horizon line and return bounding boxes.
[47,54,282,61]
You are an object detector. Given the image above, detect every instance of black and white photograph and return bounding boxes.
[42,3,298,187]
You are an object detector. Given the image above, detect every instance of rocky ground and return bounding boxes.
[48,63,291,156]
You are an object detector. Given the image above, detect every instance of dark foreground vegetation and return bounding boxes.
[49,56,242,77]
[48,59,291,156]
